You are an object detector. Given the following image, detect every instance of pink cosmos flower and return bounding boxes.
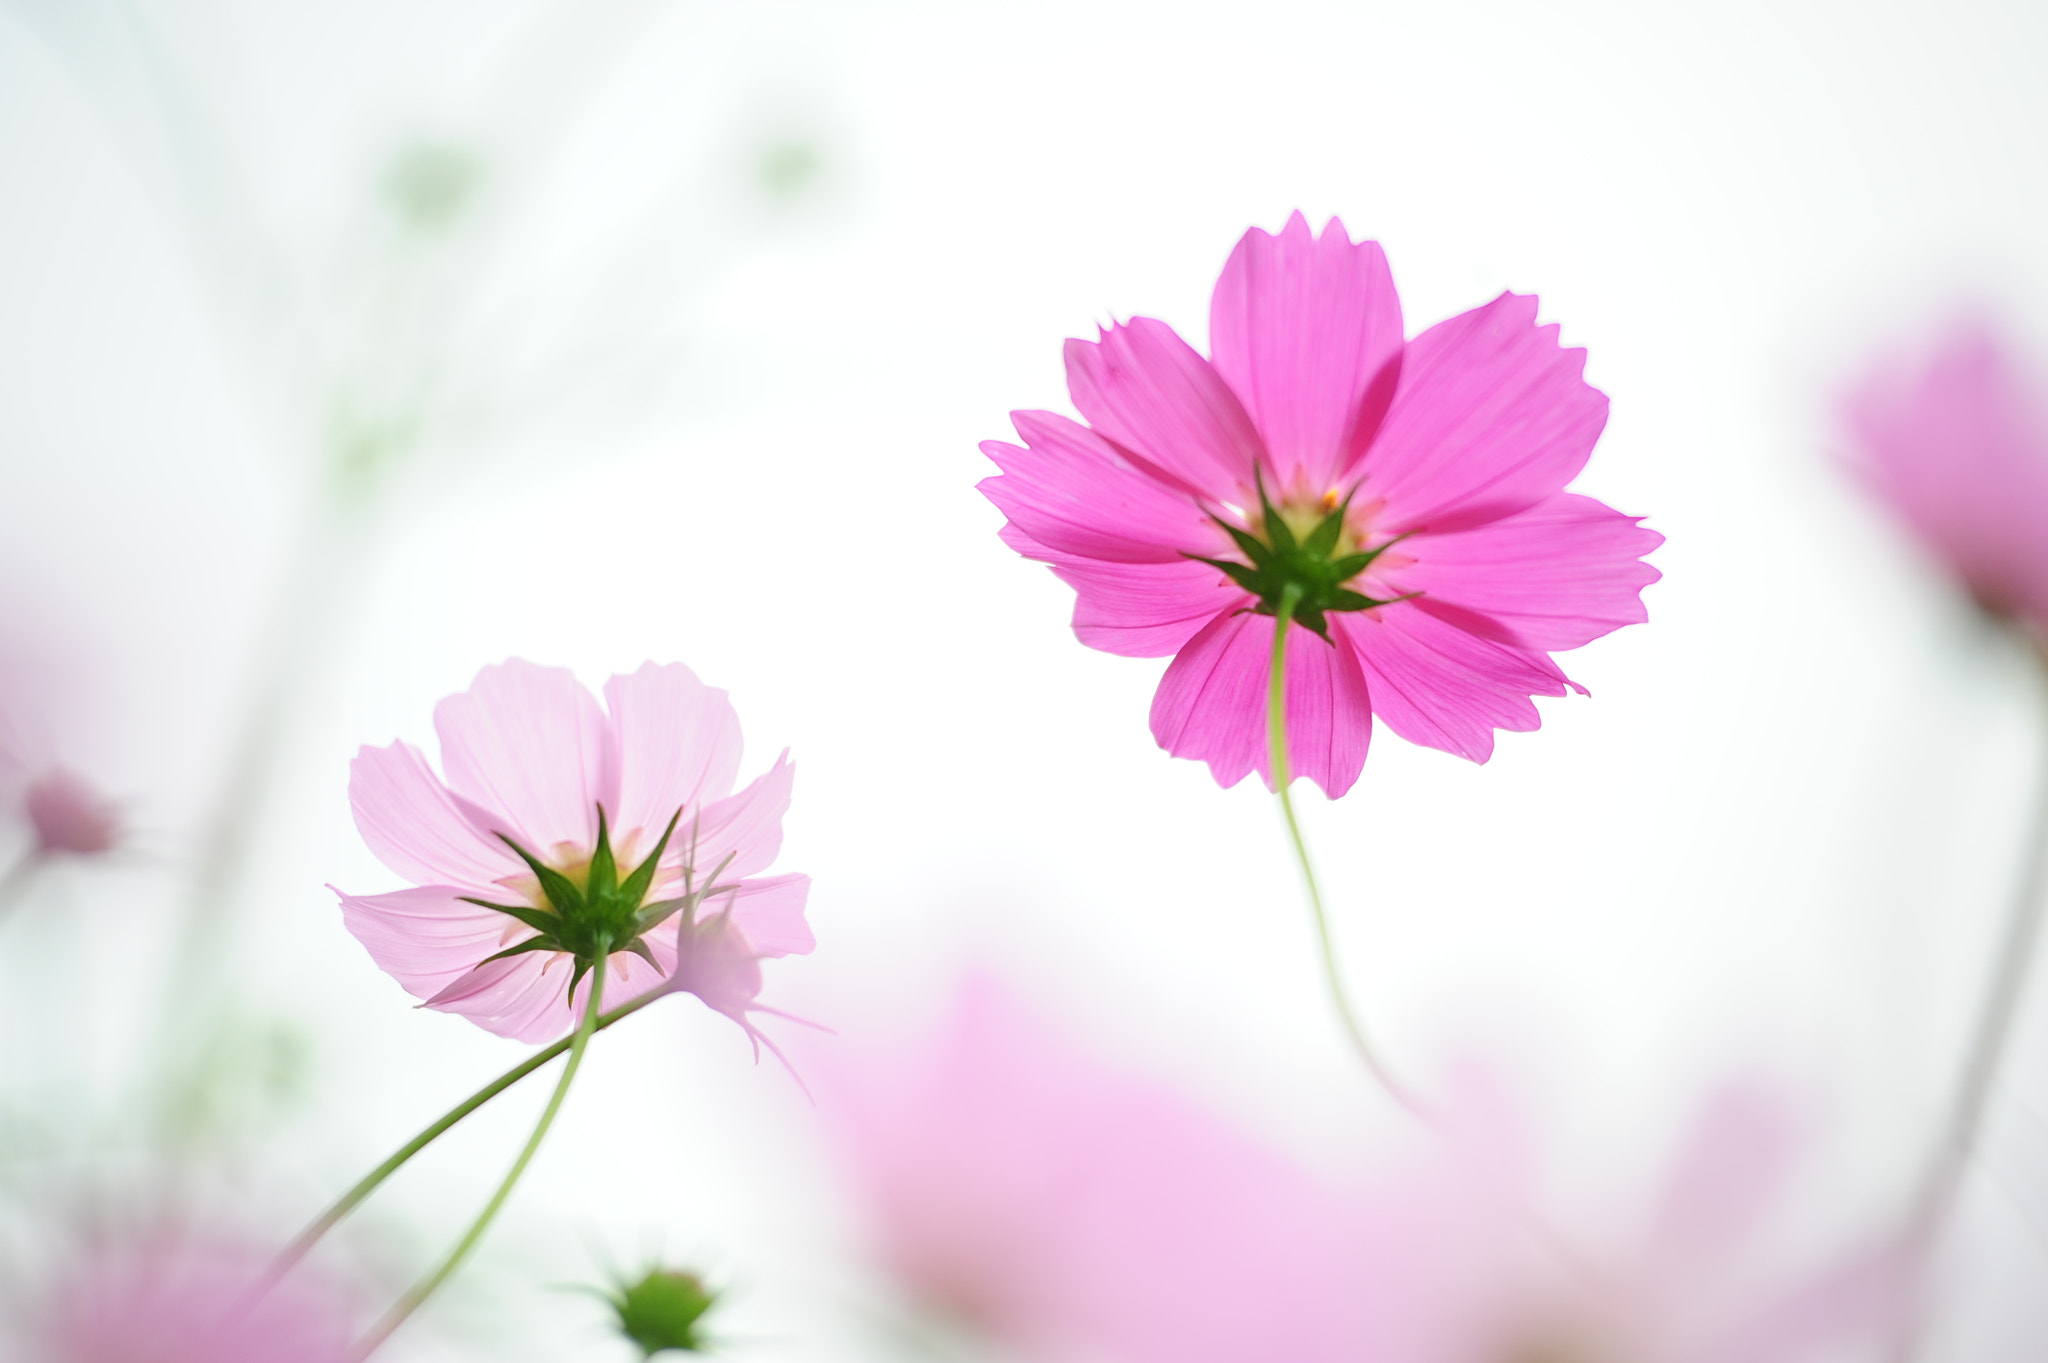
[979,213,1661,796]
[826,978,1410,1363]
[1841,318,2048,630]
[334,659,812,1044]
[24,766,121,857]
[36,1232,354,1363]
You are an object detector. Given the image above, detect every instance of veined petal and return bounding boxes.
[435,660,616,859]
[333,884,518,998]
[422,947,671,1043]
[1397,493,1663,652]
[979,410,1213,563]
[603,662,744,856]
[347,741,517,887]
[1057,561,1248,659]
[1338,606,1570,762]
[1210,212,1403,493]
[1358,293,1608,532]
[1065,317,1264,496]
[1149,610,1373,797]
[685,752,794,884]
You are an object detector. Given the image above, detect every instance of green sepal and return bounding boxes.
[1301,493,1353,559]
[1210,517,1273,568]
[459,897,564,939]
[495,833,586,917]
[1188,554,1265,594]
[1329,589,1373,612]
[617,808,683,911]
[1257,477,1297,555]
[477,935,560,966]
[623,938,660,971]
[586,807,618,902]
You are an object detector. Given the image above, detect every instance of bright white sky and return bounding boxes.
[2,1,2047,1358]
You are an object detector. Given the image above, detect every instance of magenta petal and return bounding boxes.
[1398,493,1663,651]
[1064,317,1264,496]
[1338,607,1569,762]
[434,660,616,858]
[1058,561,1248,659]
[979,411,1214,563]
[347,741,516,887]
[687,752,794,883]
[1359,293,1608,531]
[723,871,814,957]
[1210,213,1404,493]
[602,661,744,856]
[1149,610,1373,797]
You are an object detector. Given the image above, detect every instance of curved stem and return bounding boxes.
[265,989,662,1291]
[347,956,612,1360]
[0,852,43,929]
[1266,585,1422,1117]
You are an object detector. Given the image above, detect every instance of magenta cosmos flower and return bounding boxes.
[979,213,1661,796]
[1842,318,2048,631]
[334,660,812,1045]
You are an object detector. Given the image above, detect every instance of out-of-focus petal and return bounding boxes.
[347,740,514,887]
[721,871,814,957]
[1065,317,1264,497]
[434,659,616,858]
[1399,493,1663,652]
[603,662,744,857]
[1210,212,1404,493]
[1359,293,1608,532]
[1339,606,1570,762]
[1643,1082,1799,1280]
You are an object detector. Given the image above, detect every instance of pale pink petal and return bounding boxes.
[1056,561,1247,658]
[683,752,793,884]
[979,410,1214,563]
[1149,610,1373,797]
[332,885,516,998]
[602,662,744,857]
[1358,293,1608,531]
[1843,320,2048,625]
[722,872,814,957]
[1210,212,1404,493]
[1397,493,1663,651]
[1338,606,1570,762]
[424,947,670,1044]
[1064,317,1264,497]
[434,660,617,859]
[1702,1240,1913,1363]
[347,741,517,887]
[1644,1083,1799,1280]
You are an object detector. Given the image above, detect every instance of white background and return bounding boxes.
[1,0,2047,1357]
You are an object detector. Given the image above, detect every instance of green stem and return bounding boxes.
[265,988,662,1291]
[347,951,613,1360]
[0,852,43,929]
[1267,584,1421,1117]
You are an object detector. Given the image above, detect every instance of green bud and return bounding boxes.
[608,1268,718,1357]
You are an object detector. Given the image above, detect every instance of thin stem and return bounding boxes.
[0,852,43,929]
[347,954,612,1360]
[1912,638,2048,1239]
[265,989,661,1291]
[1266,585,1421,1117]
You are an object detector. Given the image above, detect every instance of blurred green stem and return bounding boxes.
[0,852,42,929]
[349,945,612,1360]
[1266,584,1420,1116]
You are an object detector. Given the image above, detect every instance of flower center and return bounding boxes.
[1188,473,1412,641]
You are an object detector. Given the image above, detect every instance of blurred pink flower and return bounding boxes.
[333,659,812,1043]
[979,213,1660,796]
[37,1233,353,1363]
[827,978,1414,1363]
[1842,318,2048,629]
[24,766,121,856]
[1408,1075,1909,1363]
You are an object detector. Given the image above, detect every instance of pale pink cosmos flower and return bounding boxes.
[1842,318,2048,630]
[980,213,1661,796]
[333,659,812,1044]
[826,978,1412,1363]
[35,1232,354,1363]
